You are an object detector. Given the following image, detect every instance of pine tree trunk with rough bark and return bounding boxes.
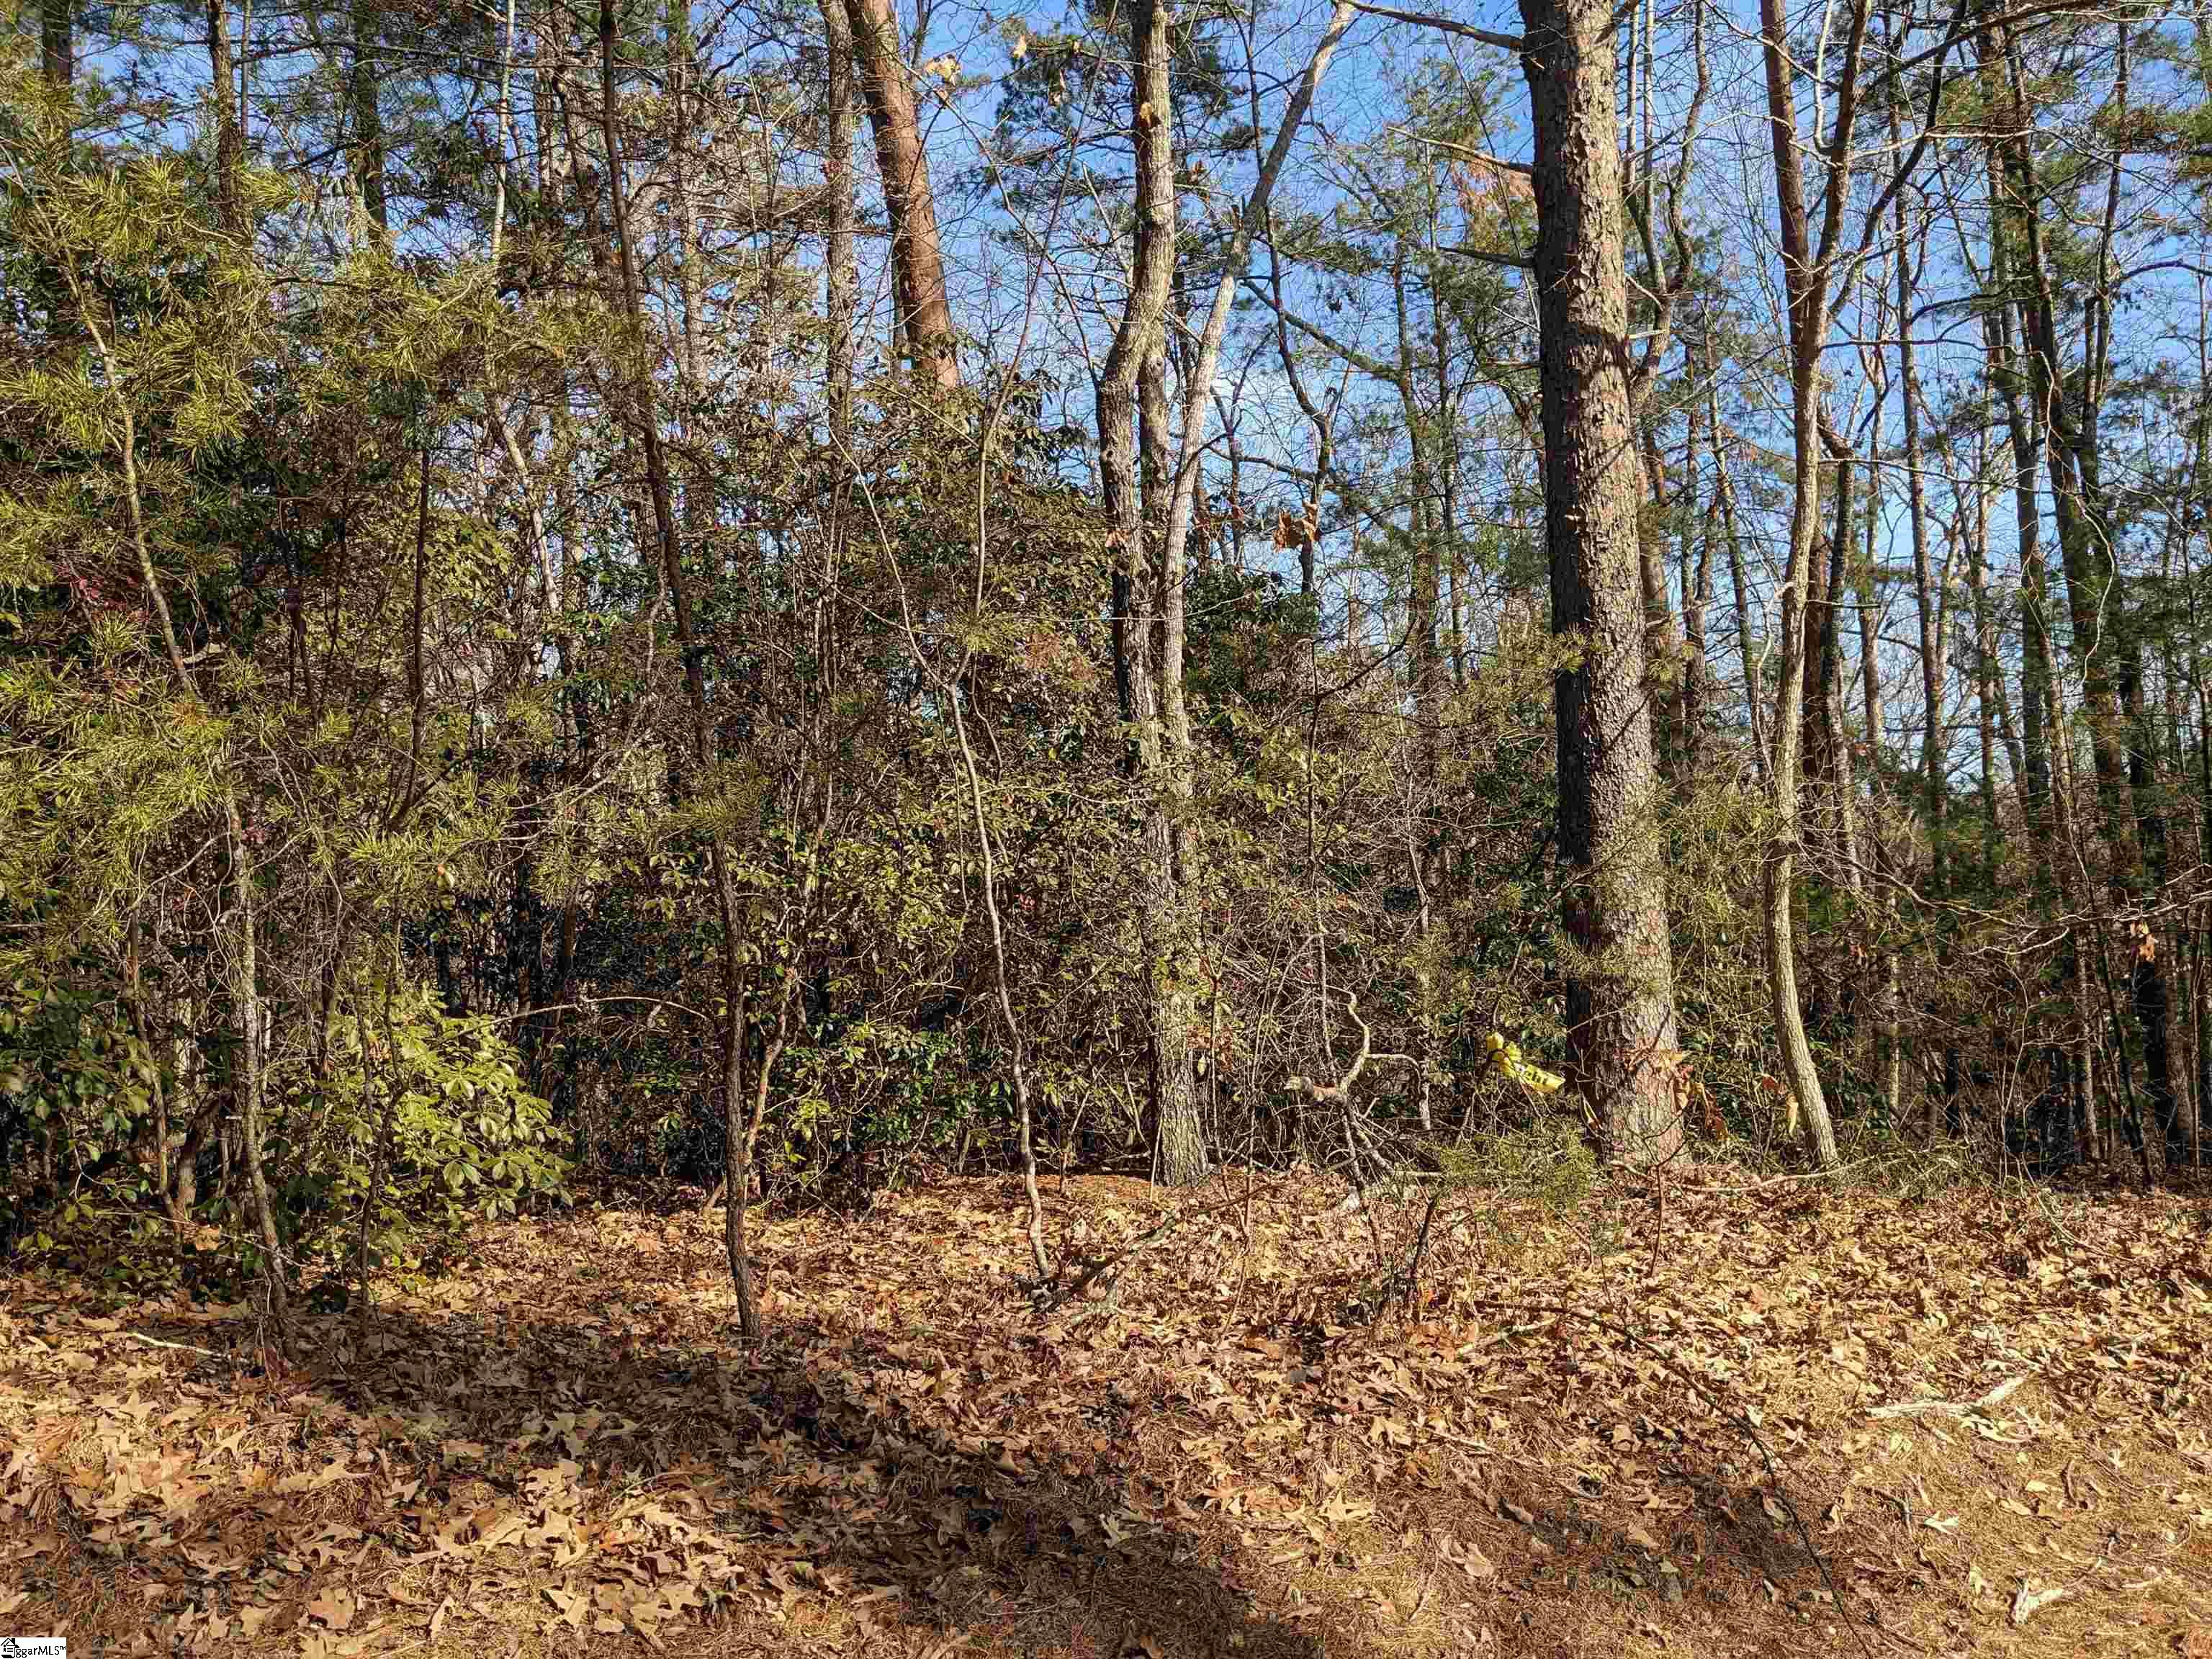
[847,0,958,392]
[1520,0,1682,1166]
[349,0,388,241]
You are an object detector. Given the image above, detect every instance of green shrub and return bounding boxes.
[296,983,570,1277]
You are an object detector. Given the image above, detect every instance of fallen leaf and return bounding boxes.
[2012,1580,2067,1626]
[305,1586,356,1631]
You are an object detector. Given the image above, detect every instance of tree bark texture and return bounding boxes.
[1520,0,1682,1165]
[847,0,958,392]
[1094,0,1203,1185]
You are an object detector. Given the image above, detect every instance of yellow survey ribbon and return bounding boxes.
[1485,1030,1565,1094]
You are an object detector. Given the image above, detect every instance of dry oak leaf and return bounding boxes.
[305,1587,356,1631]
[542,1585,586,1630]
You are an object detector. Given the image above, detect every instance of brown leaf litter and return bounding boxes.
[2,1168,2208,1658]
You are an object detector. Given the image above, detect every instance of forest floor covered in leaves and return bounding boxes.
[4,1164,2210,1659]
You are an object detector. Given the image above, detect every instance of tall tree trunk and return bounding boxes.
[1754,0,1869,1169]
[350,0,389,241]
[1095,0,1202,1185]
[1139,0,1354,1177]
[1142,329,1205,1183]
[1857,462,1903,1123]
[667,8,706,397]
[1520,0,1681,1164]
[1896,189,1946,899]
[42,0,71,86]
[1799,427,1858,880]
[1892,145,1962,1141]
[1395,246,1443,1134]
[819,0,858,439]
[535,9,575,200]
[2082,27,2177,1169]
[1815,428,1860,883]
[1996,37,2128,853]
[1997,26,2176,1169]
[195,0,288,1318]
[598,0,763,1336]
[1982,167,2075,1162]
[1394,250,1443,766]
[1987,268,2056,827]
[846,0,958,391]
[207,0,244,236]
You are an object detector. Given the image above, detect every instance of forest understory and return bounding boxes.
[14,0,2212,1649]
[5,1165,2208,1659]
